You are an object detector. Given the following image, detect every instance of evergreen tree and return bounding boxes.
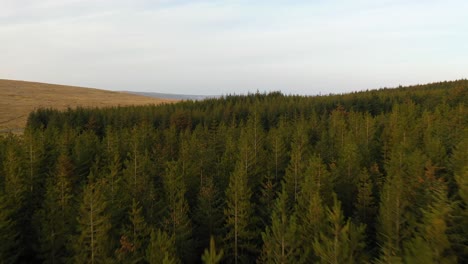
[146,229,180,264]
[354,168,376,230]
[258,172,277,228]
[313,194,366,264]
[267,123,288,182]
[116,199,150,263]
[201,236,224,264]
[224,162,256,263]
[1,136,28,261]
[453,164,468,258]
[162,161,194,263]
[73,178,111,264]
[403,181,457,263]
[35,151,74,263]
[283,127,309,206]
[295,156,329,262]
[334,137,360,216]
[376,172,405,263]
[193,176,224,255]
[0,193,19,264]
[259,187,305,263]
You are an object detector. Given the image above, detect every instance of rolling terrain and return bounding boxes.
[126,91,217,101]
[0,79,175,132]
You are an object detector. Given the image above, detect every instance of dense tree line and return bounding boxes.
[0,80,467,263]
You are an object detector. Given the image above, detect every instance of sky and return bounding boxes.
[1,0,467,95]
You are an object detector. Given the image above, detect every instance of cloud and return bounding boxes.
[1,0,467,95]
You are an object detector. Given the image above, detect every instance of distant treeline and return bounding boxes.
[0,80,467,263]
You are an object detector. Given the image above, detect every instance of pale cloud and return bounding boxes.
[1,0,467,95]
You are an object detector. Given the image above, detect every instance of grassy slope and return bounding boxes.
[0,79,176,132]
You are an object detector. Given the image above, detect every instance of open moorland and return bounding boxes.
[0,79,175,132]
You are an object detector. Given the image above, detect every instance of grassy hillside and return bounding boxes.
[0,79,175,132]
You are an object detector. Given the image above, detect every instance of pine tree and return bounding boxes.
[146,229,180,264]
[35,151,74,263]
[295,156,328,262]
[313,194,366,264]
[448,138,468,262]
[377,144,426,263]
[2,136,27,206]
[0,193,19,264]
[162,161,193,262]
[201,236,224,264]
[267,124,288,182]
[376,172,405,264]
[403,182,457,263]
[73,178,111,264]
[334,137,360,216]
[116,199,150,263]
[1,136,27,261]
[224,161,255,263]
[259,187,305,263]
[283,129,308,206]
[193,176,224,255]
[354,168,376,229]
[258,172,277,228]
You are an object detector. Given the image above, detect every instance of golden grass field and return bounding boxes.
[0,79,176,133]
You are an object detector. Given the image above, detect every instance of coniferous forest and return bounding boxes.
[1,80,467,263]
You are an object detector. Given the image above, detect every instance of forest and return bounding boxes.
[0,80,467,263]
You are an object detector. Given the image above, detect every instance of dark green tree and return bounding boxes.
[73,178,111,264]
[259,187,305,263]
[0,193,19,264]
[116,199,150,263]
[224,162,255,263]
[34,151,74,263]
[313,194,366,264]
[162,161,193,262]
[201,236,224,264]
[146,229,180,264]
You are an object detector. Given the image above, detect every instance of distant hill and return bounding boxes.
[0,79,175,133]
[126,91,218,101]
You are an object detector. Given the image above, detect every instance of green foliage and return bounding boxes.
[403,182,457,263]
[313,194,367,264]
[73,178,112,264]
[162,161,194,262]
[146,229,180,264]
[0,80,466,262]
[224,161,256,263]
[34,151,74,263]
[116,199,149,263]
[259,187,305,263]
[193,176,224,255]
[201,236,224,264]
[0,194,19,264]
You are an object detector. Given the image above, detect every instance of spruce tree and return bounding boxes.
[146,229,180,264]
[313,194,366,264]
[162,161,193,263]
[354,168,376,230]
[224,161,255,263]
[193,176,224,255]
[73,178,111,264]
[0,193,19,264]
[35,151,74,263]
[116,199,150,263]
[403,182,457,263]
[283,130,308,206]
[201,236,224,264]
[295,156,329,262]
[259,187,305,263]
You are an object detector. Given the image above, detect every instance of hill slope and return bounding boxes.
[0,79,175,132]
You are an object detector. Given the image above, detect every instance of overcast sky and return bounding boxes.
[1,0,467,95]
